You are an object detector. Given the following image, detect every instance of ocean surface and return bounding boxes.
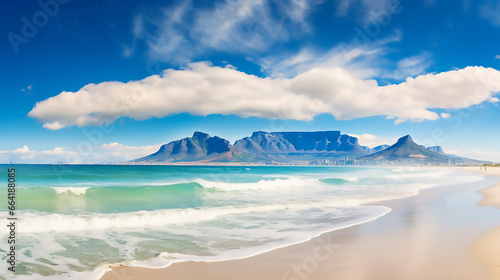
[0,165,488,280]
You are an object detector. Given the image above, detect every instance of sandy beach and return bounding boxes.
[469,167,500,279]
[100,167,500,280]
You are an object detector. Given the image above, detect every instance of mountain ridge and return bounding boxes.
[132,131,487,165]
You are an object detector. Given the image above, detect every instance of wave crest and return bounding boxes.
[195,177,322,191]
[51,187,91,195]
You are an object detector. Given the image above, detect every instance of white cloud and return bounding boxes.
[122,15,145,58]
[135,0,315,63]
[262,43,383,79]
[97,142,160,162]
[193,0,314,51]
[28,64,500,129]
[0,143,160,164]
[348,133,396,148]
[12,145,30,154]
[489,97,500,103]
[6,145,36,161]
[496,54,500,59]
[263,46,361,78]
[260,30,402,79]
[145,1,193,63]
[440,112,451,118]
[0,146,73,163]
[43,122,64,130]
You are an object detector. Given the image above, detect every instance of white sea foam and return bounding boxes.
[15,188,430,234]
[195,177,323,191]
[15,203,339,233]
[51,186,91,195]
[119,205,392,267]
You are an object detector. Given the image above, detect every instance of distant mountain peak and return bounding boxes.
[427,146,445,155]
[193,131,210,140]
[396,135,413,143]
[359,134,454,163]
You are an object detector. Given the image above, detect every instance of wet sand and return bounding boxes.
[101,168,500,280]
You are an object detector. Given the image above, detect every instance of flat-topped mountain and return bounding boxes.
[427,146,445,155]
[234,131,367,161]
[133,130,368,163]
[236,131,363,153]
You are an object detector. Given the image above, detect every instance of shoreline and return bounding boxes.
[100,167,500,280]
[100,206,392,277]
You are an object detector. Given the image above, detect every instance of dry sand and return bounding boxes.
[101,167,500,280]
[467,166,500,279]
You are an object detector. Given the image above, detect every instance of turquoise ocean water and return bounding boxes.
[0,165,487,279]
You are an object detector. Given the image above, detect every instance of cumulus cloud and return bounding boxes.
[28,63,500,129]
[0,146,74,164]
[0,143,160,164]
[440,112,451,119]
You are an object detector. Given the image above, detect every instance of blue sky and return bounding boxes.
[1,0,500,163]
